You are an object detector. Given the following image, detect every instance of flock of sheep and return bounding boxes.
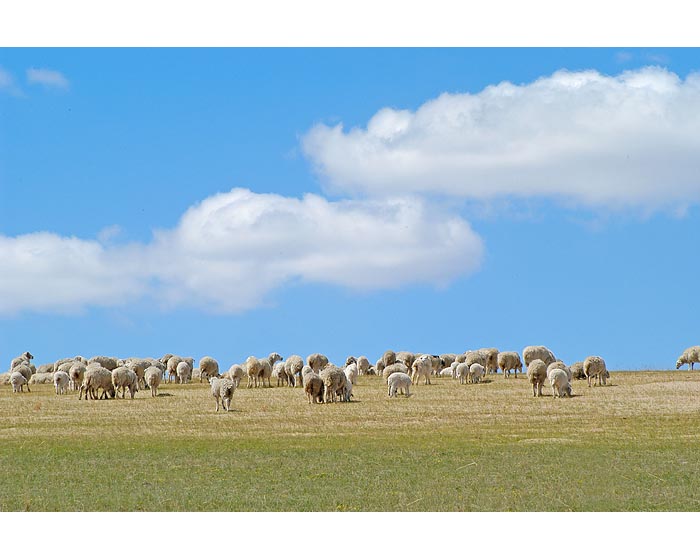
[2,345,698,411]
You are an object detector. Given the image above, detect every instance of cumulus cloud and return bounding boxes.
[302,67,700,211]
[0,189,483,315]
[26,67,69,89]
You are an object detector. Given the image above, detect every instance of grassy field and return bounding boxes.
[2,370,700,511]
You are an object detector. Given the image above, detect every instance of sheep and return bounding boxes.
[284,355,304,386]
[10,372,29,393]
[440,353,457,369]
[382,362,408,381]
[527,359,548,397]
[382,350,396,367]
[0,373,11,385]
[411,354,432,385]
[366,366,377,376]
[337,373,353,402]
[199,356,220,382]
[145,366,162,397]
[37,363,55,374]
[111,366,139,399]
[549,368,573,398]
[428,355,442,376]
[464,350,487,369]
[469,363,485,384]
[479,348,499,376]
[676,346,700,370]
[396,351,416,371]
[176,361,192,384]
[438,366,453,378]
[224,364,245,388]
[570,362,586,380]
[387,372,412,397]
[68,362,87,391]
[88,355,123,371]
[345,356,356,366]
[259,353,283,388]
[304,372,324,404]
[29,372,54,384]
[498,351,523,379]
[57,361,75,374]
[123,358,151,389]
[10,351,33,371]
[306,353,329,374]
[13,363,33,381]
[356,356,370,377]
[79,366,116,400]
[166,356,184,383]
[523,346,556,367]
[210,377,235,412]
[584,356,609,387]
[344,362,359,385]
[455,363,470,384]
[245,356,263,388]
[375,358,385,377]
[320,365,346,404]
[547,360,572,383]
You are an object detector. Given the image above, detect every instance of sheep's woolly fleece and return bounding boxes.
[0,189,483,315]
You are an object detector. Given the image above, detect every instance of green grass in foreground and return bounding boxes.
[2,370,700,511]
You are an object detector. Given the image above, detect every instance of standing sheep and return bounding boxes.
[584,356,609,387]
[548,368,573,398]
[344,362,359,385]
[68,362,87,392]
[469,363,485,384]
[259,353,284,388]
[396,351,416,371]
[10,351,34,371]
[53,371,70,395]
[245,356,263,388]
[224,364,245,388]
[10,372,30,393]
[209,377,235,412]
[304,372,324,404]
[79,366,116,400]
[676,346,700,370]
[176,361,192,384]
[498,351,523,379]
[527,359,548,397]
[411,354,433,385]
[145,366,162,397]
[88,356,122,371]
[306,353,329,374]
[547,360,572,383]
[479,348,499,376]
[320,365,346,404]
[199,356,220,382]
[111,366,139,399]
[284,355,304,386]
[382,362,408,381]
[387,372,412,397]
[570,362,586,380]
[455,363,470,385]
[523,346,556,367]
[356,356,370,377]
[382,350,396,368]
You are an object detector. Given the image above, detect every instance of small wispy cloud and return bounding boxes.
[26,67,69,89]
[0,66,23,96]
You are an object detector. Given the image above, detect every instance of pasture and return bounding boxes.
[2,370,700,511]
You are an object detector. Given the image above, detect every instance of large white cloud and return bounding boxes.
[302,67,700,210]
[0,189,483,315]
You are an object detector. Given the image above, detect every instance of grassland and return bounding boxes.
[2,370,700,511]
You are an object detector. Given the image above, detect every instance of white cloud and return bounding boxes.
[26,67,69,89]
[0,189,483,315]
[0,66,22,96]
[302,67,700,211]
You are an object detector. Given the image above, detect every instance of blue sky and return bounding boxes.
[0,48,698,371]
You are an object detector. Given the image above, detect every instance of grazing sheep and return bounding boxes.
[455,363,470,384]
[387,372,412,397]
[259,353,283,388]
[199,356,220,383]
[145,366,162,397]
[88,355,122,371]
[0,373,11,385]
[176,361,192,384]
[320,365,346,404]
[396,351,416,371]
[306,353,329,374]
[676,346,700,370]
[411,354,432,385]
[111,366,139,399]
[463,351,487,370]
[10,351,34,371]
[498,351,523,378]
[382,350,396,367]
[438,366,453,378]
[547,360,572,383]
[245,356,263,388]
[68,362,87,391]
[124,358,151,389]
[224,364,245,388]
[272,361,287,386]
[165,356,184,383]
[382,362,408,381]
[344,362,359,385]
[375,358,385,377]
[440,353,457,369]
[469,363,485,384]
[584,356,609,387]
[523,346,556,367]
[29,372,54,384]
[79,366,116,400]
[304,372,324,404]
[284,355,304,386]
[210,377,235,412]
[549,368,573,398]
[356,356,370,377]
[10,372,29,393]
[37,363,55,374]
[337,373,353,402]
[570,362,586,380]
[527,359,548,397]
[479,348,499,376]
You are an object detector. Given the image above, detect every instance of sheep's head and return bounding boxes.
[345,356,356,366]
[676,359,684,369]
[565,384,573,397]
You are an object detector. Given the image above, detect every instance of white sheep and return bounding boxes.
[547,360,572,383]
[344,362,359,385]
[10,372,30,393]
[10,351,33,371]
[570,362,586,380]
[382,362,408,382]
[411,354,433,385]
[68,362,87,391]
[145,366,162,397]
[37,363,56,374]
[478,348,499,376]
[469,363,484,384]
[455,363,470,385]
[284,355,304,386]
[387,372,412,397]
[88,355,123,371]
[29,372,54,384]
[523,346,556,367]
[356,356,370,377]
[497,351,523,378]
[79,365,116,400]
[375,358,385,377]
[548,368,573,398]
[584,356,609,387]
[304,371,324,404]
[245,356,263,388]
[320,365,346,403]
[111,366,139,399]
[199,356,220,382]
[438,366,453,378]
[224,364,245,388]
[259,353,283,388]
[382,350,397,367]
[306,353,329,374]
[527,359,548,397]
[210,377,235,412]
[176,361,192,384]
[676,346,700,370]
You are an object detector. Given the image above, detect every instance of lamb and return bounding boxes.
[29,372,54,384]
[356,356,370,377]
[387,372,412,397]
[438,366,453,378]
[284,355,304,386]
[306,353,329,374]
[320,365,346,404]
[523,346,556,367]
[382,362,408,381]
[455,363,470,384]
[527,359,548,397]
[176,361,192,384]
[209,377,235,412]
[469,363,485,384]
[548,368,573,398]
[111,366,139,399]
[479,348,499,376]
[166,356,184,383]
[570,362,586,380]
[224,364,245,388]
[584,356,609,387]
[304,371,324,404]
[10,351,33,371]
[411,354,432,385]
[79,365,116,400]
[199,356,220,382]
[144,366,162,397]
[259,353,283,388]
[68,362,87,391]
[498,351,523,379]
[676,346,700,370]
[344,362,359,385]
[88,355,123,371]
[547,360,572,383]
[10,372,30,393]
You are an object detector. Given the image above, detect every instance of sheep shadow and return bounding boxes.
[155,392,174,397]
